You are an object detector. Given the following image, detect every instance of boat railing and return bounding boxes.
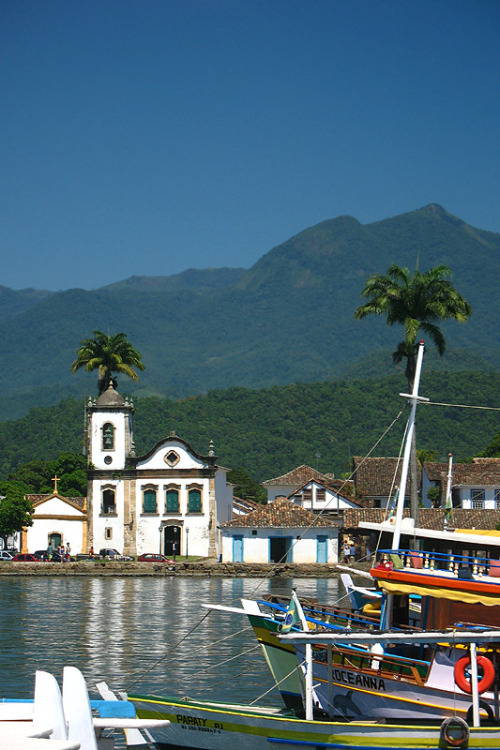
[309,641,431,686]
[377,548,500,579]
[258,597,381,631]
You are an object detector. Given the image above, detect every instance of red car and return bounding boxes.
[12,553,40,562]
[137,553,174,563]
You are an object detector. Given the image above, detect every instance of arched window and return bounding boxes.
[188,488,202,513]
[165,488,180,513]
[143,488,157,513]
[102,488,116,515]
[102,422,115,451]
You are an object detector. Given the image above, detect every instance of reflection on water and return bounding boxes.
[0,576,340,703]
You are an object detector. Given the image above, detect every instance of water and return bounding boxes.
[0,575,340,703]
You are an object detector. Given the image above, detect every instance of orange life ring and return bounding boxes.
[454,655,495,695]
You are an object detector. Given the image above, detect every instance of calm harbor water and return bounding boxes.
[0,575,341,703]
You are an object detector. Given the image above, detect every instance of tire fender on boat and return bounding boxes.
[454,655,495,695]
[440,716,470,748]
[465,699,495,725]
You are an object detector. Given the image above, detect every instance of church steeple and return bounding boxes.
[86,383,134,470]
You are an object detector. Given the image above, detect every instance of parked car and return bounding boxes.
[0,550,14,561]
[33,550,51,561]
[12,553,40,562]
[99,548,134,561]
[137,553,174,563]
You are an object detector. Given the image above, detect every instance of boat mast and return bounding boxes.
[392,341,428,551]
[444,453,453,526]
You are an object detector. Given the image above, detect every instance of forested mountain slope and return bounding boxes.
[0,371,498,482]
[1,204,498,421]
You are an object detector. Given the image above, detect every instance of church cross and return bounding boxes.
[52,475,60,494]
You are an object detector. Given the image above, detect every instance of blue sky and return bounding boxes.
[2,0,499,291]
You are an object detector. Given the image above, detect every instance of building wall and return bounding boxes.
[266,485,293,502]
[221,527,338,563]
[25,497,86,554]
[458,487,499,509]
[87,397,232,558]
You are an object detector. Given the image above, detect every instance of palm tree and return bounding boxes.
[354,264,471,529]
[71,330,145,394]
[354,264,472,387]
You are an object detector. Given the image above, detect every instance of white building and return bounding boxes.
[288,478,360,514]
[262,465,335,503]
[221,497,339,563]
[423,458,500,510]
[22,484,87,554]
[86,383,233,558]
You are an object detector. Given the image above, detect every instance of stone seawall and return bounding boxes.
[0,560,344,577]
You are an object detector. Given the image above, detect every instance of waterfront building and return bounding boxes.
[85,383,233,558]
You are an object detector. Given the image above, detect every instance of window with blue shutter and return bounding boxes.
[143,489,157,513]
[166,488,179,513]
[188,489,202,513]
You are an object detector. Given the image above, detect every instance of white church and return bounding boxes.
[23,383,234,559]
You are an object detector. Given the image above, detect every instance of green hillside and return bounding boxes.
[1,371,499,483]
[0,204,499,422]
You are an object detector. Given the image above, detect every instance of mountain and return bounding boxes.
[0,204,499,421]
[0,286,53,323]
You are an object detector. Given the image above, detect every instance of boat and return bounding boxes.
[0,666,169,750]
[204,592,383,714]
[129,628,500,749]
[129,692,500,750]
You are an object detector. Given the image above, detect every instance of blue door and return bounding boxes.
[233,535,244,563]
[317,535,328,563]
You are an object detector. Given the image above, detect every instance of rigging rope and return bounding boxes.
[425,400,500,411]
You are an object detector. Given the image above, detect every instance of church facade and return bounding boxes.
[85,384,233,558]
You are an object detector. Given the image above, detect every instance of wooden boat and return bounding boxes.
[130,691,500,749]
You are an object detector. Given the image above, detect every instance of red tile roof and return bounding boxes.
[352,456,415,497]
[424,458,500,486]
[222,497,336,528]
[262,465,334,487]
[342,507,500,532]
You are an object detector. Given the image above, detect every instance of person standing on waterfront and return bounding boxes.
[342,540,350,563]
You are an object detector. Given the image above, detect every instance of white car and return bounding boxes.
[99,548,134,561]
[0,550,14,561]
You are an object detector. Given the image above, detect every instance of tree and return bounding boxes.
[354,264,471,528]
[354,264,472,387]
[71,330,145,394]
[7,452,87,496]
[0,482,33,549]
[417,448,438,466]
[227,467,267,504]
